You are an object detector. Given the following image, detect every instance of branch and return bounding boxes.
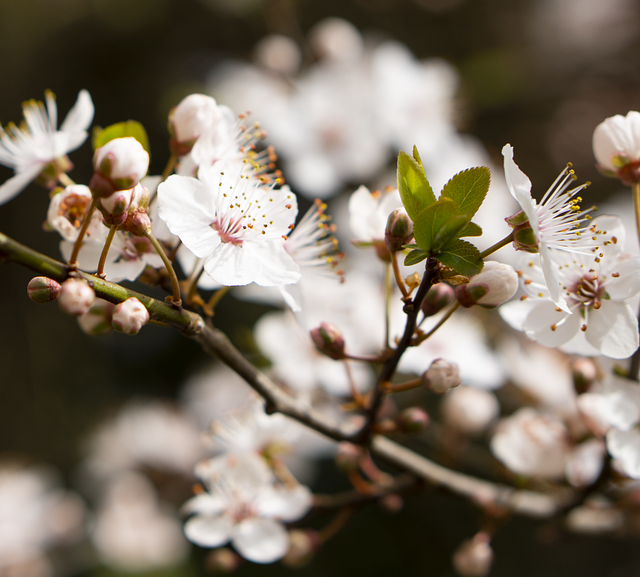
[0,231,566,519]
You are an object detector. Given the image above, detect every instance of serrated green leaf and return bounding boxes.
[437,238,484,277]
[93,120,151,155]
[441,167,490,219]
[412,197,460,253]
[459,221,483,237]
[412,145,424,169]
[432,214,470,253]
[404,248,429,266]
[397,151,436,221]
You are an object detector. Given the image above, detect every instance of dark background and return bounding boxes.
[1,0,640,575]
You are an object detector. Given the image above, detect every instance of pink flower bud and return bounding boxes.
[97,183,147,227]
[282,530,320,568]
[58,279,95,316]
[422,358,461,394]
[397,407,430,433]
[77,298,115,336]
[384,209,413,253]
[421,283,454,318]
[90,137,149,198]
[335,442,361,472]
[310,322,345,360]
[169,94,222,150]
[452,533,493,577]
[112,297,149,335]
[27,276,61,304]
[455,261,518,309]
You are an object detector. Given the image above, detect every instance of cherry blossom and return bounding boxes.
[592,110,640,184]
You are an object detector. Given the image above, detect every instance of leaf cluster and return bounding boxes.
[397,147,490,277]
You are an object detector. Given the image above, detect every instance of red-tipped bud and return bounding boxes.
[452,533,493,577]
[282,530,320,568]
[112,297,149,335]
[455,261,518,309]
[397,407,430,433]
[335,442,362,472]
[384,209,413,253]
[310,322,345,360]
[421,283,454,317]
[58,279,95,316]
[91,137,149,198]
[97,183,147,227]
[27,276,61,304]
[422,358,461,394]
[77,298,115,336]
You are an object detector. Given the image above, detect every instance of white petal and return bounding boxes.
[604,256,640,301]
[255,484,313,522]
[184,514,233,547]
[502,144,538,227]
[60,90,95,133]
[232,518,289,564]
[607,428,640,479]
[522,301,580,347]
[0,163,44,205]
[586,300,639,359]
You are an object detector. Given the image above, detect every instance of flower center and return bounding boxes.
[567,273,603,310]
[59,193,91,230]
[211,218,244,246]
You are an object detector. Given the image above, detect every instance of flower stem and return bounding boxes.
[391,252,409,298]
[57,172,75,187]
[97,225,118,277]
[204,286,230,316]
[383,378,422,394]
[143,229,182,308]
[479,232,514,259]
[68,197,97,269]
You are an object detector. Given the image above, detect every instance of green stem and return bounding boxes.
[143,229,182,307]
[479,232,515,259]
[97,225,119,277]
[68,198,98,269]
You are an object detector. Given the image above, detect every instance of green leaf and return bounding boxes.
[93,120,151,155]
[397,151,436,221]
[437,238,484,277]
[412,145,424,169]
[441,167,490,219]
[459,221,483,237]
[404,248,429,266]
[431,214,470,253]
[412,197,460,253]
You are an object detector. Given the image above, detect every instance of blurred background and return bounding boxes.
[1,0,640,575]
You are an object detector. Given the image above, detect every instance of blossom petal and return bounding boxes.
[585,300,639,359]
[521,301,581,348]
[232,518,289,564]
[606,428,640,479]
[502,144,538,228]
[593,111,640,171]
[0,164,44,205]
[184,514,233,547]
[255,484,313,522]
[60,90,95,133]
[539,243,570,313]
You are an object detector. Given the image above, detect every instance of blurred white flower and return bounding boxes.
[440,386,500,435]
[349,185,403,246]
[593,110,640,184]
[0,89,94,205]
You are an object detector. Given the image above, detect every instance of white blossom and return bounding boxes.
[592,110,640,183]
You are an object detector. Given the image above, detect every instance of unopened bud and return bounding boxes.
[335,442,361,472]
[169,94,222,154]
[455,261,518,308]
[405,272,421,291]
[58,279,95,316]
[97,183,146,227]
[282,530,320,568]
[440,386,499,435]
[205,548,241,573]
[90,137,150,198]
[120,185,151,236]
[452,533,493,577]
[112,297,149,335]
[397,407,430,433]
[77,298,115,336]
[384,209,413,253]
[421,283,454,317]
[422,358,461,394]
[310,322,345,360]
[27,276,61,304]
[572,357,598,394]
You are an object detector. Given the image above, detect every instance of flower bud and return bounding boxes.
[27,276,61,304]
[112,297,149,335]
[397,407,430,433]
[441,386,499,435]
[204,548,241,573]
[77,298,115,336]
[455,261,518,309]
[58,279,95,316]
[310,322,345,360]
[379,494,403,513]
[421,283,454,317]
[452,533,493,577]
[168,94,222,154]
[422,358,461,394]
[120,185,151,236]
[384,209,413,253]
[335,442,361,472]
[572,357,598,395]
[593,111,640,185]
[97,183,146,227]
[90,137,150,198]
[281,530,320,568]
[405,272,421,291]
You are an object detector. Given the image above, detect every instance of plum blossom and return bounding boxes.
[158,161,300,286]
[501,215,640,359]
[592,110,640,184]
[0,89,94,205]
[503,143,596,312]
[349,185,403,247]
[183,453,312,564]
